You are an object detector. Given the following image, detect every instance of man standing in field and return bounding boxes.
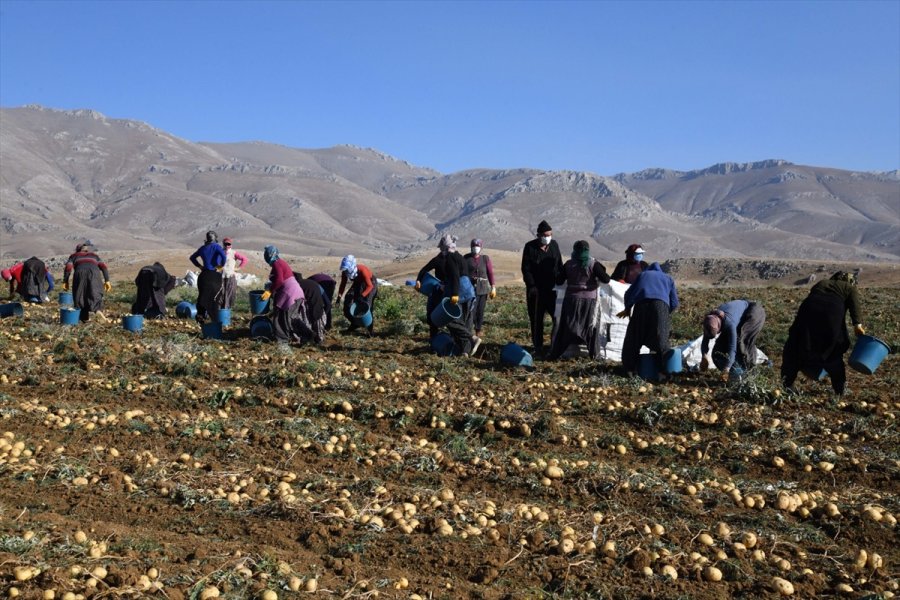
[521,220,564,357]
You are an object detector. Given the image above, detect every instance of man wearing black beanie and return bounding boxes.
[521,220,564,356]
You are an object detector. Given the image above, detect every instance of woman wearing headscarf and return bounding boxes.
[131,262,177,318]
[63,241,110,322]
[416,234,478,356]
[699,300,766,378]
[464,238,496,338]
[2,257,53,302]
[548,240,611,360]
[308,272,337,330]
[781,271,866,396]
[219,237,248,309]
[611,244,649,284]
[292,271,328,345]
[189,231,226,323]
[337,255,377,336]
[261,245,307,343]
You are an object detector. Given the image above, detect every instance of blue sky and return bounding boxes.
[1,0,898,174]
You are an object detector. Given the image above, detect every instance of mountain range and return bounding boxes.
[1,105,897,262]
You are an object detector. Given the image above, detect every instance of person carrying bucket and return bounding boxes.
[260,245,307,343]
[781,271,866,396]
[189,231,226,324]
[416,235,479,356]
[617,262,679,379]
[219,237,248,309]
[2,257,53,303]
[463,238,496,338]
[548,240,611,360]
[699,300,767,380]
[63,241,111,322]
[521,221,564,357]
[131,262,177,318]
[337,255,377,336]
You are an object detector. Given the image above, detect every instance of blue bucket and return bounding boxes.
[201,321,223,340]
[59,291,74,306]
[0,303,24,318]
[60,308,80,326]
[848,335,891,375]
[430,297,463,327]
[803,367,828,381]
[122,314,144,333]
[216,308,232,327]
[431,332,458,356]
[637,353,660,381]
[249,290,270,315]
[501,343,533,367]
[663,347,683,374]
[350,301,373,327]
[249,315,274,340]
[175,301,197,319]
[418,273,442,296]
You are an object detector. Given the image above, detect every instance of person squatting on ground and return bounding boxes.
[548,240,611,360]
[64,241,111,322]
[131,262,177,318]
[261,245,310,344]
[293,272,328,345]
[417,235,479,356]
[611,244,649,284]
[781,271,866,396]
[700,300,767,379]
[521,220,564,356]
[464,238,496,338]
[189,231,226,323]
[618,262,680,377]
[308,273,337,330]
[2,257,53,303]
[338,255,377,336]
[219,237,248,309]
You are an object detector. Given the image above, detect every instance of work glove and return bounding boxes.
[616,308,630,319]
[854,323,866,336]
[261,290,272,301]
[450,295,459,305]
[104,281,112,293]
[699,356,709,372]
[215,266,223,272]
[414,281,422,291]
[63,282,69,292]
[489,287,496,300]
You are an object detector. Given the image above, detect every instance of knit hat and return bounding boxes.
[263,245,279,265]
[703,310,724,337]
[471,239,482,248]
[0,269,11,281]
[438,234,458,252]
[537,220,552,234]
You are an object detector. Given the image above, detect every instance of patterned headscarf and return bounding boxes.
[572,240,591,269]
[340,255,358,280]
[438,234,457,253]
[831,271,857,285]
[263,245,279,265]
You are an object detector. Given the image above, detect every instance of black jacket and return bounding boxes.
[521,239,563,291]
[418,251,469,297]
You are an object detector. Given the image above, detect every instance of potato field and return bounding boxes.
[0,284,897,600]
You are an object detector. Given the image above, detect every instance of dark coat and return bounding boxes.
[521,239,563,291]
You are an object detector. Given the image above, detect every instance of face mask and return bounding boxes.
[634,253,644,261]
[540,236,551,246]
[472,247,481,255]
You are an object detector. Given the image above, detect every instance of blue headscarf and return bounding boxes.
[340,255,358,280]
[264,245,279,265]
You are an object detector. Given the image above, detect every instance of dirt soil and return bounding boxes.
[0,281,897,599]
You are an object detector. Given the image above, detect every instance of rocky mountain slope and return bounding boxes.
[1,105,897,263]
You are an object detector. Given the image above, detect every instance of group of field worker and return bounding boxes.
[2,224,869,395]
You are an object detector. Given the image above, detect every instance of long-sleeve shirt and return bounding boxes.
[418,252,468,297]
[563,259,611,300]
[611,258,649,284]
[701,299,750,368]
[189,243,226,272]
[338,264,375,298]
[222,249,248,277]
[64,251,109,284]
[464,253,495,295]
[809,279,862,325]
[268,258,295,293]
[521,239,563,291]
[623,262,679,312]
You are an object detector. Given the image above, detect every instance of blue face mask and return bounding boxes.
[633,253,644,262]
